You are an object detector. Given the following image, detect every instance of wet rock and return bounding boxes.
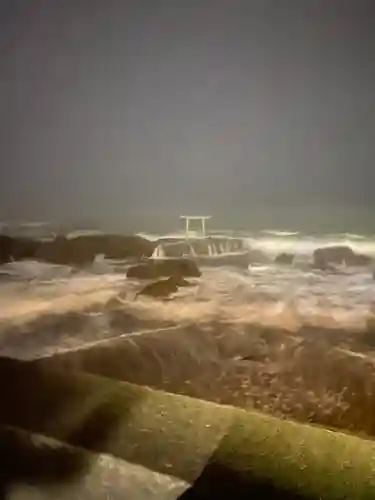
[313,245,372,268]
[274,252,294,265]
[313,245,355,266]
[127,258,201,280]
[136,276,196,299]
[0,235,39,264]
[35,236,96,267]
[36,234,155,266]
[0,234,155,267]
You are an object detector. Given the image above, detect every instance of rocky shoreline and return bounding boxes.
[2,233,374,273]
[34,319,375,440]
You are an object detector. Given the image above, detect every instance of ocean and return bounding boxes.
[1,224,375,361]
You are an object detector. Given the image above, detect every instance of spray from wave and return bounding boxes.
[0,263,374,360]
[0,227,374,355]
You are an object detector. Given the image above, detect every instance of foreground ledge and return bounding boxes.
[0,425,188,500]
[0,357,375,498]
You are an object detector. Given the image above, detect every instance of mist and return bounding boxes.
[1,0,375,229]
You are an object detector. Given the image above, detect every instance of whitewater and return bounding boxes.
[1,229,375,361]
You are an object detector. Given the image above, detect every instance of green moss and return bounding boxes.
[213,410,375,499]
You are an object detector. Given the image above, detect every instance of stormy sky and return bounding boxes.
[1,0,375,227]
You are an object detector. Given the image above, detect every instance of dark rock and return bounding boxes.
[74,234,156,260]
[313,245,355,266]
[35,237,95,267]
[0,235,39,264]
[274,252,294,265]
[313,245,373,268]
[0,234,156,267]
[136,276,196,299]
[127,258,201,280]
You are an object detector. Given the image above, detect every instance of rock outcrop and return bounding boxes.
[274,252,294,265]
[0,235,39,264]
[313,245,373,268]
[136,276,196,299]
[0,234,156,267]
[127,258,201,280]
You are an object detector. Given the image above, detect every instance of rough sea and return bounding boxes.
[1,227,375,361]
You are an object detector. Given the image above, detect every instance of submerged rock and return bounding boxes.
[127,258,201,280]
[71,234,156,260]
[136,276,197,299]
[274,252,294,265]
[313,245,355,266]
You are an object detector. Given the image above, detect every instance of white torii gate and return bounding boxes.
[179,215,211,239]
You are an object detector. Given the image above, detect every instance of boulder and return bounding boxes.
[70,234,156,260]
[0,235,39,264]
[313,245,355,266]
[35,236,95,267]
[36,234,156,267]
[313,245,373,268]
[274,252,294,265]
[136,276,196,299]
[0,233,156,268]
[127,258,201,280]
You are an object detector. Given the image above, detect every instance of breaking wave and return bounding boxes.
[0,254,374,360]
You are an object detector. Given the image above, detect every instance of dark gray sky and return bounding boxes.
[1,0,375,225]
